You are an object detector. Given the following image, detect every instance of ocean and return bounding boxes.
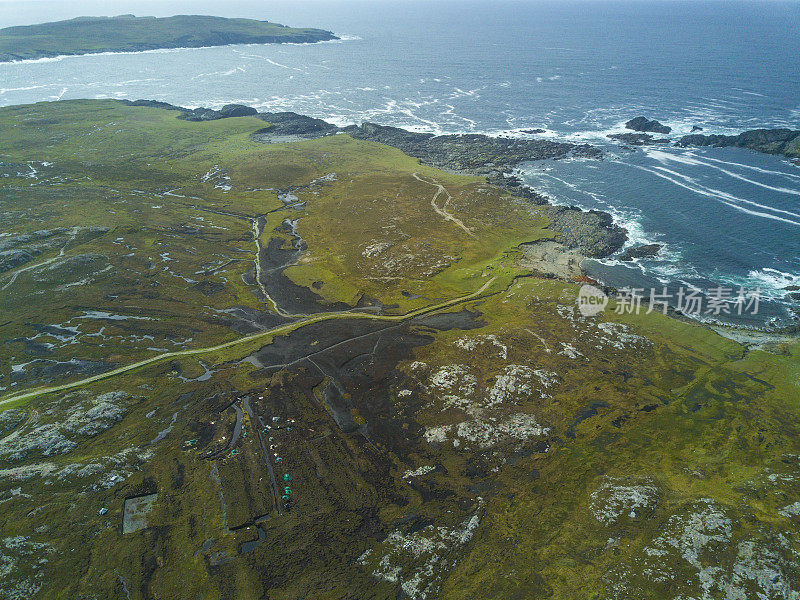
[1,0,798,327]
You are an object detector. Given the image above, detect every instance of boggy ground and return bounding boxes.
[0,100,798,600]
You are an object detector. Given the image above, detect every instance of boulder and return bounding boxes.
[619,244,662,261]
[218,104,258,118]
[625,116,672,134]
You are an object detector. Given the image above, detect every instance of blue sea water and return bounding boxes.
[1,0,799,326]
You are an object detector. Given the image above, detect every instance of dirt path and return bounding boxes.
[412,172,475,238]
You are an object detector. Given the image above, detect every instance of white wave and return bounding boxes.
[490,127,557,139]
[647,162,800,219]
[712,267,800,300]
[0,45,226,65]
[746,268,799,297]
[643,148,800,196]
[0,35,360,66]
[623,162,800,227]
[700,154,800,181]
[0,84,50,94]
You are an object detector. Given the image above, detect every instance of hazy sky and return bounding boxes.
[0,0,793,28]
[0,0,356,28]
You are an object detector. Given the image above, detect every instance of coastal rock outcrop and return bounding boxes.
[619,244,662,261]
[625,116,672,134]
[542,206,627,258]
[608,133,670,146]
[342,122,603,173]
[676,128,800,159]
[254,112,339,140]
[179,103,258,122]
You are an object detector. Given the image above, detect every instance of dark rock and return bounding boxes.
[178,107,222,122]
[122,99,186,112]
[676,128,800,159]
[691,125,703,132]
[218,104,258,118]
[343,122,602,174]
[625,116,672,135]
[254,112,338,138]
[175,104,257,122]
[485,172,549,205]
[542,206,627,258]
[619,244,662,261]
[607,133,671,146]
[522,129,546,134]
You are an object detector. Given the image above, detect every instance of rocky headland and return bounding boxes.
[614,115,800,161]
[676,128,800,159]
[0,15,338,63]
[341,122,603,173]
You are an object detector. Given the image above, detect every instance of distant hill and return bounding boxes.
[0,14,338,62]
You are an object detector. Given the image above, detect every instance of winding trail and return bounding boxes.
[0,277,497,408]
[412,172,475,238]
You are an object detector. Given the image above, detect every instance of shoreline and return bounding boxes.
[125,98,800,335]
[70,98,800,336]
[0,37,345,66]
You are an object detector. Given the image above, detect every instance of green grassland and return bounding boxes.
[0,15,337,62]
[0,100,798,599]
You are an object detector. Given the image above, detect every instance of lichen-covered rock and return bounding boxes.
[0,535,52,600]
[358,503,484,600]
[428,364,477,410]
[607,500,800,600]
[591,477,660,527]
[0,391,129,461]
[425,413,548,449]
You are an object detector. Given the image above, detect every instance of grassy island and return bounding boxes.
[0,14,338,62]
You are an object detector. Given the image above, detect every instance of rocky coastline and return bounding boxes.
[607,132,670,146]
[122,100,627,259]
[618,244,662,262]
[676,128,800,159]
[614,115,800,160]
[123,101,800,265]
